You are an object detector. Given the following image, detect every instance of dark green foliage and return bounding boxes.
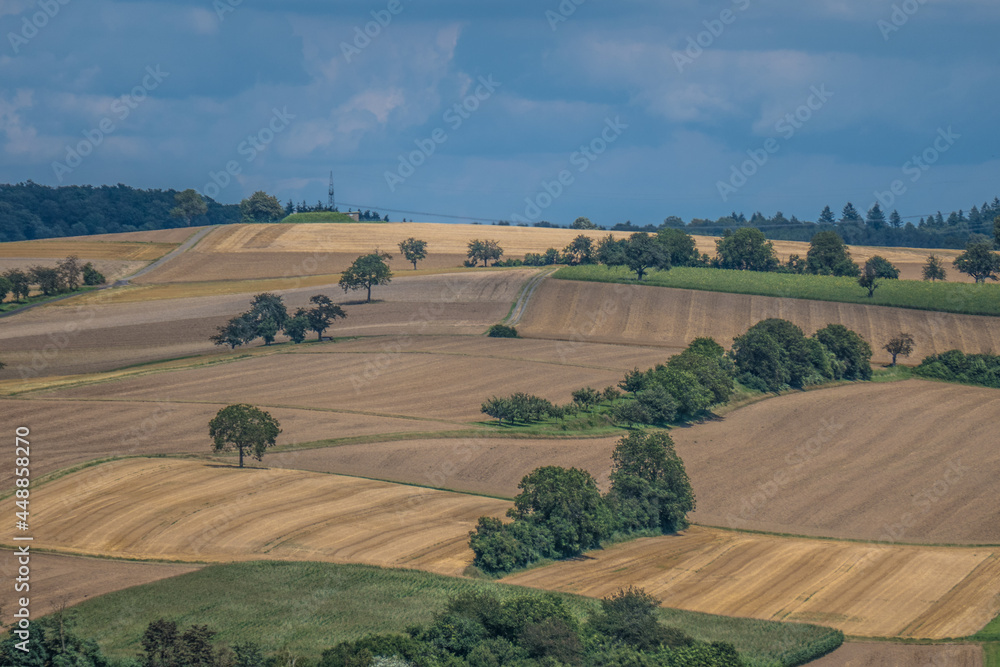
[0,275,11,302]
[953,240,1000,283]
[171,189,208,226]
[239,191,284,223]
[622,232,669,280]
[248,293,289,330]
[915,350,1000,388]
[595,234,626,266]
[562,235,594,265]
[4,269,31,301]
[508,467,612,557]
[82,262,105,285]
[635,384,678,424]
[306,294,347,340]
[208,404,282,467]
[618,367,648,394]
[0,613,109,667]
[210,312,258,349]
[714,228,778,272]
[655,228,701,267]
[806,231,859,277]
[397,238,428,269]
[813,324,873,380]
[232,642,266,667]
[588,587,681,652]
[29,265,63,295]
[283,311,309,344]
[922,254,947,281]
[341,252,393,302]
[486,324,519,338]
[866,255,900,279]
[611,400,652,427]
[571,387,601,409]
[467,240,504,267]
[480,393,553,425]
[606,431,695,534]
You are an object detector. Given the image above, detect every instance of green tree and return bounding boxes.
[817,205,836,225]
[29,266,64,295]
[884,333,915,367]
[607,430,695,534]
[866,255,900,279]
[562,235,594,265]
[208,404,282,468]
[889,209,903,228]
[467,239,503,267]
[814,324,873,380]
[170,189,208,226]
[714,227,778,271]
[306,294,347,340]
[571,216,597,230]
[623,232,669,280]
[866,203,887,230]
[210,312,257,349]
[596,234,627,266]
[840,202,863,224]
[588,587,675,651]
[922,255,947,281]
[57,255,83,291]
[994,215,1000,249]
[571,387,601,410]
[283,310,309,344]
[239,191,284,223]
[248,292,288,343]
[611,400,651,427]
[953,240,1000,283]
[858,259,882,297]
[82,262,106,285]
[4,269,30,301]
[655,228,700,267]
[340,252,393,303]
[806,231,859,276]
[0,275,11,302]
[397,238,428,270]
[508,466,612,556]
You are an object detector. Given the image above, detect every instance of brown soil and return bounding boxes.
[810,641,983,666]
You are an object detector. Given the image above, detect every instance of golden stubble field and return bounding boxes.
[517,279,1000,364]
[26,458,509,577]
[502,527,1000,639]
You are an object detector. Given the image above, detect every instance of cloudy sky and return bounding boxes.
[1,0,998,227]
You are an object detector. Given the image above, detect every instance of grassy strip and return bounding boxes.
[62,560,839,666]
[973,612,1000,642]
[985,643,1000,667]
[554,265,1000,317]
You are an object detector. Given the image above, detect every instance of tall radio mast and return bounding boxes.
[327,171,335,211]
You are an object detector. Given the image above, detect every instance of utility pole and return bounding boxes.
[328,171,335,211]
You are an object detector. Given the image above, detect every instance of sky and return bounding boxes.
[1,0,998,228]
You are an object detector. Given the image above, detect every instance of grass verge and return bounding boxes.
[554,264,1000,317]
[62,560,841,667]
[985,643,1000,667]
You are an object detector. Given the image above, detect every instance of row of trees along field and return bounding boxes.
[0,256,105,303]
[0,586,754,667]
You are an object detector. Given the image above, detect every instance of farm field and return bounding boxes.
[673,378,1000,544]
[0,269,533,376]
[517,278,1000,364]
[266,435,620,498]
[64,561,841,665]
[0,398,460,490]
[811,642,984,667]
[502,527,1000,639]
[0,257,147,283]
[0,550,201,626]
[42,350,628,421]
[27,457,509,576]
[0,239,179,261]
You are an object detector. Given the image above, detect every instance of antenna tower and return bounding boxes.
[327,171,335,211]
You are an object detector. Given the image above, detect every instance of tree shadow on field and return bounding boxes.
[203,463,269,471]
[341,298,387,306]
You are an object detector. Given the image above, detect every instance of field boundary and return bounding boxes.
[505,266,558,325]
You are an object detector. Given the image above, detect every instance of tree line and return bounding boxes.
[0,586,751,667]
[0,256,105,303]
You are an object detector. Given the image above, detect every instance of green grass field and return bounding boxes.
[66,561,840,667]
[553,265,1000,317]
[973,612,1000,642]
[280,211,378,224]
[984,643,1000,667]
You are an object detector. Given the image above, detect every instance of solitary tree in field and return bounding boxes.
[858,259,882,297]
[884,333,915,367]
[208,404,282,468]
[571,216,597,230]
[305,294,346,340]
[467,239,503,267]
[397,238,428,270]
[239,191,284,223]
[922,255,947,281]
[170,189,207,226]
[340,252,392,303]
[953,240,1000,283]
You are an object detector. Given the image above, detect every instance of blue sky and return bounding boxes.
[1,0,998,227]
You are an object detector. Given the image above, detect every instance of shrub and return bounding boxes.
[486,324,519,338]
[814,324,873,380]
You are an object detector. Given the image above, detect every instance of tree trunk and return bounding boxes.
[367,284,372,302]
[413,261,417,270]
[239,447,244,468]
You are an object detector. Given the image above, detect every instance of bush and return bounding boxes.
[915,350,1000,388]
[813,324,873,381]
[486,324,519,338]
[730,319,850,391]
[82,262,106,285]
[866,255,900,279]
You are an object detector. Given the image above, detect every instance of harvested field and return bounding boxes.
[517,279,1000,364]
[810,641,983,666]
[0,270,532,376]
[0,240,177,261]
[45,351,625,421]
[268,435,620,498]
[0,550,201,626]
[673,379,1000,544]
[0,258,147,283]
[502,526,1000,639]
[77,227,210,243]
[0,398,460,490]
[25,458,509,576]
